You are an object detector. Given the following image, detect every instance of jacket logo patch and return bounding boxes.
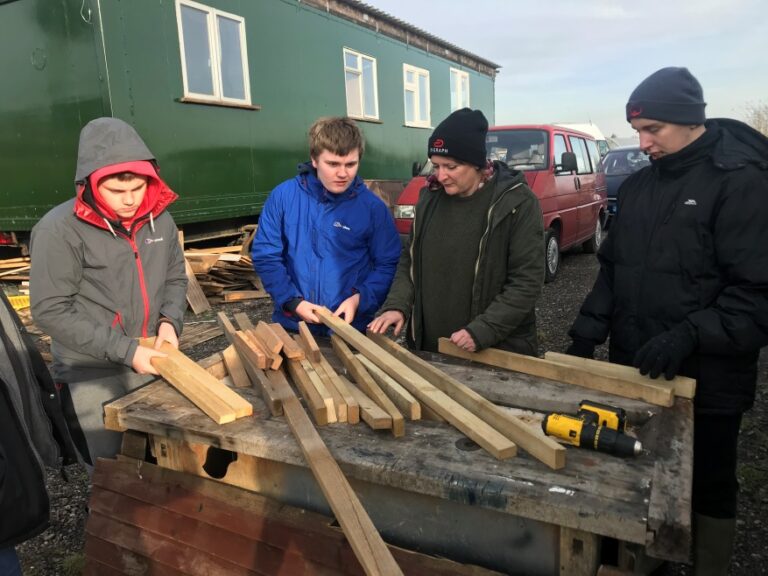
[145,236,165,244]
[333,221,351,231]
[683,199,697,206]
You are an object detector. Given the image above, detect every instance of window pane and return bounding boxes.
[568,136,588,173]
[362,58,376,117]
[345,71,362,117]
[418,74,428,121]
[181,5,214,95]
[405,90,415,123]
[450,72,458,111]
[345,52,358,70]
[406,70,415,85]
[554,134,568,164]
[461,76,469,107]
[217,16,245,100]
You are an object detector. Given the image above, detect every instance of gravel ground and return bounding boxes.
[14,246,768,575]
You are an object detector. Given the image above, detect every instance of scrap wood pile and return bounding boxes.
[183,246,268,314]
[0,256,30,283]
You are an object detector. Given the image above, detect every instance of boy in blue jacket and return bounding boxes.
[253,117,400,334]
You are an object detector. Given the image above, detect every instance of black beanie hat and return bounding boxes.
[626,67,706,125]
[428,108,488,167]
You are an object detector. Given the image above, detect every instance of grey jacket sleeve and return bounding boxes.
[158,222,188,336]
[30,224,138,366]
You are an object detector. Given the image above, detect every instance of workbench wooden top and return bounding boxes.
[105,348,692,563]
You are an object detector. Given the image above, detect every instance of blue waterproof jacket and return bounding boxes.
[253,163,401,334]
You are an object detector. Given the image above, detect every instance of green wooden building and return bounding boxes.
[0,0,498,243]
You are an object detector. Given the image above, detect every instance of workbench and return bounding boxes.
[95,346,693,576]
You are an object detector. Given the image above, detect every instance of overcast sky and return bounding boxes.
[370,0,768,138]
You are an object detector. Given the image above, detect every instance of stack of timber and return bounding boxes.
[0,256,30,283]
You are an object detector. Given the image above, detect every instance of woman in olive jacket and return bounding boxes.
[370,109,544,354]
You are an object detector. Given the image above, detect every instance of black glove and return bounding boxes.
[633,322,697,380]
[566,338,596,359]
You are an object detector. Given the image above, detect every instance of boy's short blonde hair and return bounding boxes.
[308,117,365,159]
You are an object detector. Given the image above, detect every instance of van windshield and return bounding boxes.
[486,129,548,170]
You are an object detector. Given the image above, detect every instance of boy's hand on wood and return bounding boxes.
[155,321,179,350]
[131,345,166,375]
[334,293,360,324]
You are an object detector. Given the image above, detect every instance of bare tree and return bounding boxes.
[744,101,768,136]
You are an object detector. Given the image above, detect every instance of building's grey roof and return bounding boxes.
[301,0,501,76]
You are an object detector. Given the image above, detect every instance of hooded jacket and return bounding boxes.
[30,118,187,383]
[252,163,401,334]
[1,292,77,548]
[381,161,545,352]
[569,119,768,413]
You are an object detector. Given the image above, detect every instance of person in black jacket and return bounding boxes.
[567,67,768,575]
[0,293,77,575]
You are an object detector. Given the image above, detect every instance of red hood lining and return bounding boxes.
[75,161,178,233]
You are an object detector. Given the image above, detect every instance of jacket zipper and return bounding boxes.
[128,236,151,338]
[471,183,522,306]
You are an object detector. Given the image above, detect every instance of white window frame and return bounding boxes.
[343,48,379,121]
[175,0,252,106]
[450,68,470,111]
[403,64,431,128]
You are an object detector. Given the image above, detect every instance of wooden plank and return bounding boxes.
[187,245,242,254]
[255,321,284,355]
[644,398,694,562]
[343,375,392,430]
[560,527,601,576]
[183,258,211,314]
[356,354,421,421]
[240,225,257,255]
[331,335,405,437]
[234,331,267,370]
[285,356,331,426]
[223,290,270,302]
[438,338,675,408]
[141,337,253,421]
[269,323,306,359]
[222,344,251,388]
[544,351,696,400]
[104,381,164,432]
[317,354,360,424]
[298,320,321,362]
[184,252,220,274]
[294,335,347,423]
[235,313,282,370]
[369,334,565,470]
[219,312,282,415]
[276,385,404,574]
[316,308,516,460]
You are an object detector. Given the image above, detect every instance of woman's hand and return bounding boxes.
[368,310,406,335]
[450,329,477,352]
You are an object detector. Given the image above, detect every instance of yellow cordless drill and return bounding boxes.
[541,400,642,457]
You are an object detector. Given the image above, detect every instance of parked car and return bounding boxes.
[394,125,608,282]
[601,146,650,223]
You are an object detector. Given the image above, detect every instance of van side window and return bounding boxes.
[586,140,602,173]
[554,134,568,166]
[568,136,592,174]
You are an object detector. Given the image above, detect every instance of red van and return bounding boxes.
[393,124,607,281]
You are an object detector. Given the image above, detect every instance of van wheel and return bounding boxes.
[545,228,560,283]
[582,216,603,254]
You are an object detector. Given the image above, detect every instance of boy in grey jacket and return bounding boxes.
[30,117,187,467]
